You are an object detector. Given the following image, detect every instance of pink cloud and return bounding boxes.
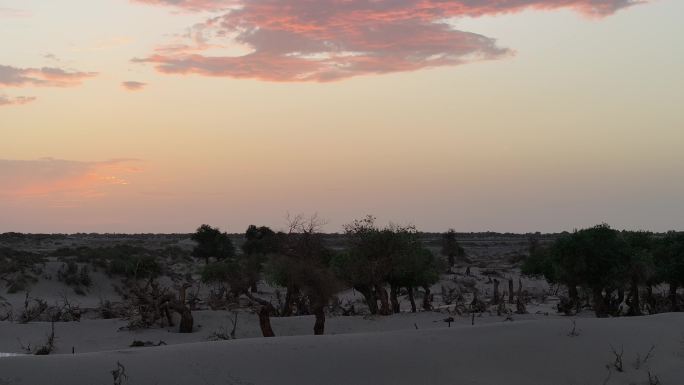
[0,65,97,88]
[132,0,235,11]
[121,81,147,91]
[0,158,142,207]
[0,95,36,106]
[131,0,648,82]
[0,7,31,18]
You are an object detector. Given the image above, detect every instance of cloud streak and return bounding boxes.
[0,65,97,88]
[0,158,142,206]
[0,7,31,18]
[122,81,147,91]
[132,0,647,81]
[0,95,36,106]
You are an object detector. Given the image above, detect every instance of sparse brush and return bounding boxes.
[111,361,128,385]
[609,344,624,372]
[647,370,661,385]
[634,345,656,370]
[567,320,580,337]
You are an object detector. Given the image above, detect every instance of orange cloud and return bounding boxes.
[0,158,142,207]
[132,0,648,81]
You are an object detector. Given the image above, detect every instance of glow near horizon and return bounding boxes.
[1,0,683,234]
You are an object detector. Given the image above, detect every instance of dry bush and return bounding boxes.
[18,292,47,323]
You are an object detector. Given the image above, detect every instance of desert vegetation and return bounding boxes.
[1,221,682,384]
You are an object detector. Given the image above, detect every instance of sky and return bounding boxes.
[1,0,683,234]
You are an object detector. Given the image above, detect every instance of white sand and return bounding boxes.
[1,313,682,385]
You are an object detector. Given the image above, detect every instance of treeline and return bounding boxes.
[193,215,457,335]
[523,224,684,317]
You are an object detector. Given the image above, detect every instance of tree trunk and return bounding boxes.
[422,286,432,311]
[592,287,608,318]
[375,284,392,315]
[357,285,378,315]
[492,279,500,305]
[669,282,679,312]
[628,276,641,316]
[448,254,455,267]
[283,286,298,317]
[645,285,656,314]
[568,284,579,302]
[508,278,515,304]
[313,305,325,335]
[408,287,417,313]
[178,307,193,333]
[390,285,401,314]
[258,305,275,337]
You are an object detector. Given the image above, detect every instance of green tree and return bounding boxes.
[523,224,629,317]
[241,225,281,292]
[191,225,235,264]
[654,231,684,312]
[264,215,339,334]
[332,216,440,315]
[441,229,465,268]
[622,231,656,316]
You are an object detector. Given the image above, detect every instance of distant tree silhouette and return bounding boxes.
[654,231,684,312]
[191,224,235,264]
[622,231,656,316]
[265,214,338,334]
[441,229,465,268]
[241,225,281,292]
[332,216,440,314]
[523,224,630,317]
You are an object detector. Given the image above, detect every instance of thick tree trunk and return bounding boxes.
[492,279,500,305]
[283,286,298,317]
[390,285,401,314]
[244,291,276,337]
[313,305,325,335]
[422,286,432,311]
[568,284,579,302]
[178,308,193,333]
[592,287,608,318]
[408,287,417,313]
[628,277,641,316]
[258,306,275,337]
[375,284,392,315]
[508,278,515,304]
[645,285,655,314]
[357,285,378,315]
[669,282,679,312]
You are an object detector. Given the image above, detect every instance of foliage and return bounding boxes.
[191,224,235,263]
[440,229,465,267]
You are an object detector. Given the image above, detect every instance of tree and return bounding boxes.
[654,231,684,312]
[241,225,281,292]
[265,214,339,334]
[523,224,629,317]
[332,216,440,315]
[191,225,235,264]
[622,231,656,316]
[388,242,442,313]
[441,229,465,268]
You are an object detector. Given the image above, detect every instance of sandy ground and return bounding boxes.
[1,313,682,385]
[1,240,680,385]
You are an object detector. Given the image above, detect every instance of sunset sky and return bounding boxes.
[1,0,682,234]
